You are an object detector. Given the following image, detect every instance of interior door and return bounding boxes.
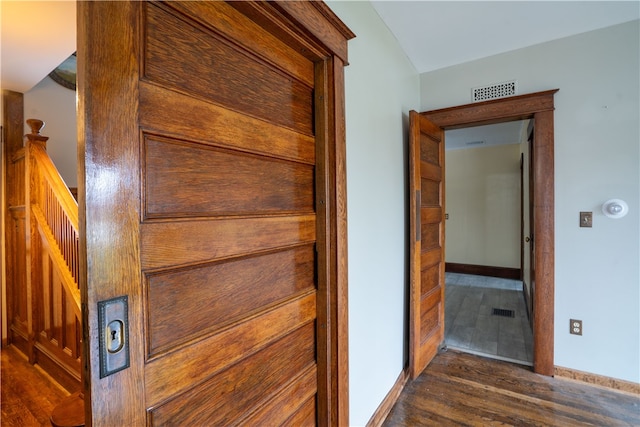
[78,2,350,424]
[408,111,446,379]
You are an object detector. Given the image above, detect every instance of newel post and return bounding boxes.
[23,118,49,362]
[25,118,49,148]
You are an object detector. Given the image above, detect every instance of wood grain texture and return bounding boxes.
[420,179,439,206]
[78,1,146,424]
[143,135,314,218]
[383,350,640,426]
[146,245,315,355]
[554,366,640,395]
[240,366,318,426]
[421,89,558,376]
[422,89,558,129]
[1,346,69,427]
[420,134,440,164]
[144,293,316,407]
[144,2,313,136]
[149,324,316,425]
[3,92,26,351]
[164,1,315,86]
[420,264,439,296]
[272,1,355,64]
[532,109,555,376]
[283,397,317,426]
[140,215,316,270]
[420,223,440,250]
[139,83,316,166]
[333,55,351,426]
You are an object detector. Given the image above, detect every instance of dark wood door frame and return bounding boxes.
[421,89,558,376]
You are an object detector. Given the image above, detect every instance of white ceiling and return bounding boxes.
[445,120,527,150]
[371,1,640,74]
[1,1,76,93]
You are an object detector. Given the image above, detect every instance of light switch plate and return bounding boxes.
[580,212,592,228]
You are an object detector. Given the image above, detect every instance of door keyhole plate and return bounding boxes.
[98,296,130,378]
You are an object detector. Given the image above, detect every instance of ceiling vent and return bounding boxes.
[472,80,517,102]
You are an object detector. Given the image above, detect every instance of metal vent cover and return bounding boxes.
[472,80,517,102]
[492,308,515,318]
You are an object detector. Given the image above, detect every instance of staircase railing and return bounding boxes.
[24,118,82,389]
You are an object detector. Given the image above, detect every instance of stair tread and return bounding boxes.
[50,391,85,427]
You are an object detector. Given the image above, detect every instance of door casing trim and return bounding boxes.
[421,89,558,375]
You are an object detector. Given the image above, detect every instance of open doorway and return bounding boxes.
[443,120,533,365]
[410,89,558,377]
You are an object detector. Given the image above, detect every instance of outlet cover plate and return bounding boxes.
[570,319,583,335]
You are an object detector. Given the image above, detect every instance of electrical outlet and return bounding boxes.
[570,319,582,335]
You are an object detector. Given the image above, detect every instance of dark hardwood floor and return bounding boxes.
[3,343,638,426]
[383,349,640,426]
[1,345,69,426]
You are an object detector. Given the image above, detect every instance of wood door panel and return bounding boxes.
[420,248,442,269]
[421,161,442,182]
[420,302,441,343]
[139,83,316,165]
[166,1,315,87]
[242,367,318,426]
[420,135,440,165]
[143,136,315,218]
[420,179,440,206]
[140,215,316,270]
[148,323,316,425]
[421,264,440,295]
[144,293,316,407]
[422,206,443,223]
[283,397,317,427]
[144,2,313,135]
[421,223,440,250]
[146,245,316,355]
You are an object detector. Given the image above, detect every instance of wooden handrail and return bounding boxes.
[26,118,81,322]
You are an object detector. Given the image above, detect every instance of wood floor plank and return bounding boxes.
[383,350,640,426]
[428,350,640,424]
[1,345,70,427]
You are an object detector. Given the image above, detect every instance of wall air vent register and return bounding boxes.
[472,80,518,102]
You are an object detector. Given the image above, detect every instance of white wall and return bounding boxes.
[445,143,521,268]
[422,20,640,383]
[327,2,420,425]
[23,75,77,187]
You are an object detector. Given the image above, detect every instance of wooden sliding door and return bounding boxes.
[78,2,353,424]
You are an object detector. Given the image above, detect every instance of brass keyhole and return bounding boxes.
[106,320,124,354]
